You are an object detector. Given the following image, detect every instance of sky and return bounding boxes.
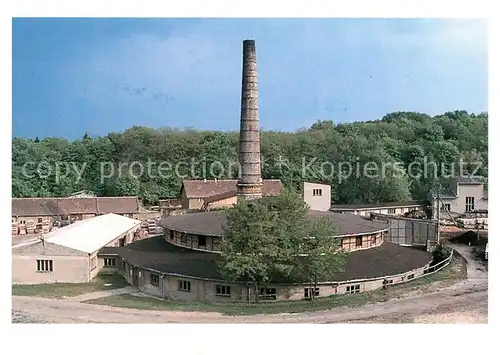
[12,18,488,140]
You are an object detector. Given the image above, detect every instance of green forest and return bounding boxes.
[12,110,488,205]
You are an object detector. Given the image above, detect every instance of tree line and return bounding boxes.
[12,110,488,205]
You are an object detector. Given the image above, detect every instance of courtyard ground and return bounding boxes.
[12,274,128,299]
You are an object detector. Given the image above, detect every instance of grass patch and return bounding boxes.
[12,274,128,299]
[85,254,467,316]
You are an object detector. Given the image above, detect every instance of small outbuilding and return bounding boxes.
[12,213,142,284]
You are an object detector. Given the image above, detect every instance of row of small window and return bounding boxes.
[149,276,370,298]
[150,276,233,297]
[169,232,222,250]
[344,236,381,248]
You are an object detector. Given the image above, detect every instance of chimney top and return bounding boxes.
[243,39,255,45]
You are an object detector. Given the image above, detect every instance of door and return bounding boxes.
[132,267,139,287]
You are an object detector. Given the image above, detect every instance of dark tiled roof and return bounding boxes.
[12,196,139,217]
[330,200,428,210]
[455,176,485,185]
[97,197,139,214]
[330,242,432,281]
[182,179,283,198]
[109,237,432,282]
[160,209,389,237]
[106,237,222,279]
[12,198,98,216]
[97,247,120,256]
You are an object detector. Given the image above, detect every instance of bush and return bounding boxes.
[431,245,451,266]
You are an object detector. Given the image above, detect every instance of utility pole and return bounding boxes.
[436,185,441,245]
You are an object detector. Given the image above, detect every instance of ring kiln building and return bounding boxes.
[96,39,434,303]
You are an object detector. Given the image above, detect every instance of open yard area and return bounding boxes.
[85,253,467,316]
[12,274,128,299]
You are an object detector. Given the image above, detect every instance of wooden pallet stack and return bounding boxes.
[26,220,35,234]
[11,220,18,236]
[41,219,51,234]
[147,219,157,235]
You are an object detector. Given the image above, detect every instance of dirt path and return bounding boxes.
[11,244,488,323]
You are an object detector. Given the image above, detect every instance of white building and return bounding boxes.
[12,213,142,284]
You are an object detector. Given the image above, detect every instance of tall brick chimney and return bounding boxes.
[237,39,263,201]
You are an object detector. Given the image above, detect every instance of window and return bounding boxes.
[466,197,475,212]
[388,208,396,214]
[198,235,206,247]
[180,234,187,246]
[37,259,53,273]
[355,236,363,247]
[216,285,231,297]
[346,284,360,294]
[371,235,377,245]
[312,189,322,196]
[150,273,160,286]
[441,203,451,211]
[37,218,43,223]
[212,238,221,252]
[304,287,320,298]
[259,288,277,300]
[407,274,415,280]
[104,258,116,268]
[170,230,174,240]
[119,238,125,247]
[178,280,191,292]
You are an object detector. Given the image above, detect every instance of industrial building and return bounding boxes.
[93,40,436,303]
[12,213,142,284]
[180,179,283,210]
[11,196,140,236]
[330,201,428,217]
[429,176,488,217]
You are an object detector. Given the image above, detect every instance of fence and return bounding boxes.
[323,245,453,286]
[370,213,438,248]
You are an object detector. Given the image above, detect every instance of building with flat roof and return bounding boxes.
[330,201,429,217]
[12,213,142,284]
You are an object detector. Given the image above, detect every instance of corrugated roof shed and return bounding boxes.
[45,213,142,254]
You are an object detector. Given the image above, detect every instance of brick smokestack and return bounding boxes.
[237,39,263,201]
